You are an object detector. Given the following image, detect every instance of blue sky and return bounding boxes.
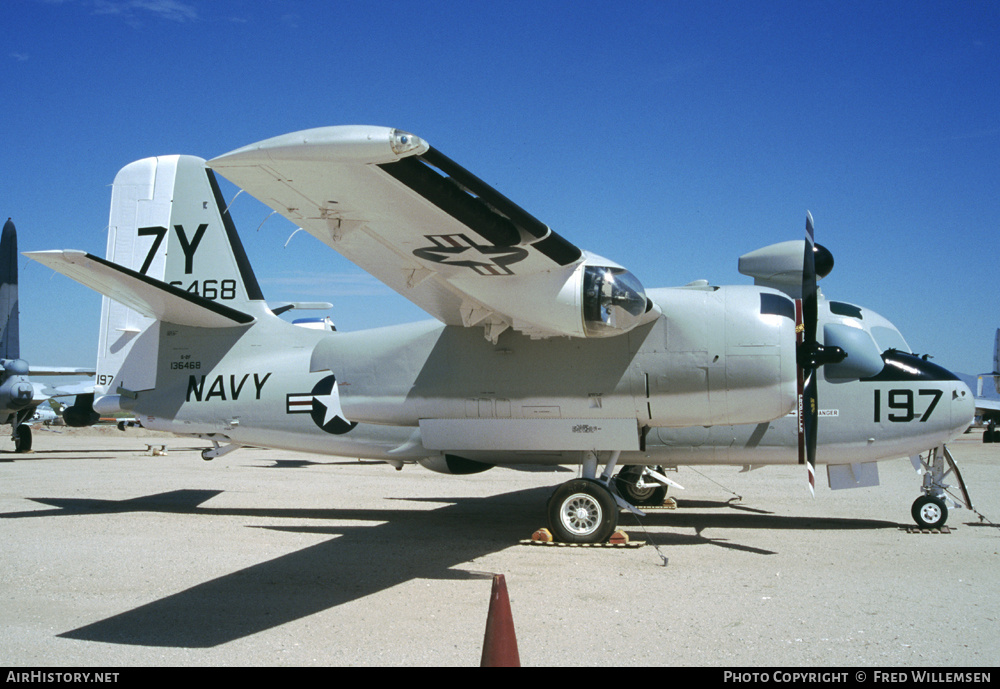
[2,0,998,378]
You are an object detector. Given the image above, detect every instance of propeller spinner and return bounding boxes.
[797,212,847,494]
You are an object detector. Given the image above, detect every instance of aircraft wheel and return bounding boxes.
[548,479,618,544]
[614,467,668,506]
[14,425,31,453]
[911,495,948,529]
[201,449,214,461]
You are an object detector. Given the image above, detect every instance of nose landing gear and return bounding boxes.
[911,494,948,529]
[909,445,974,529]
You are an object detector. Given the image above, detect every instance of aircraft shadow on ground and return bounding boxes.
[6,487,545,648]
[0,451,121,460]
[617,498,899,556]
[1,488,899,648]
[644,498,899,532]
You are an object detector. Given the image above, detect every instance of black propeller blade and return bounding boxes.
[797,212,846,495]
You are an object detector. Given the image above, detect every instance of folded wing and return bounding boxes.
[208,125,656,341]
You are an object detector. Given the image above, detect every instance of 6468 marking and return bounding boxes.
[168,278,237,300]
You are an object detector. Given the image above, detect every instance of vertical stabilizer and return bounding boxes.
[97,155,265,393]
[0,220,18,360]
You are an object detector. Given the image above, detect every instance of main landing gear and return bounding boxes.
[12,423,31,453]
[10,409,33,453]
[545,452,678,544]
[909,445,975,529]
[547,479,620,544]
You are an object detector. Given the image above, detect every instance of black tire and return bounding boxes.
[614,467,668,506]
[911,495,948,529]
[14,425,31,453]
[547,479,618,544]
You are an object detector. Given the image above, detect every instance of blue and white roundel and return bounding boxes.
[286,375,358,435]
[310,375,357,434]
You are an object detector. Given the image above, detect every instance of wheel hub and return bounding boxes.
[919,502,942,522]
[561,494,601,535]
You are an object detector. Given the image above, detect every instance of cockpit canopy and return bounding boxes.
[582,266,649,337]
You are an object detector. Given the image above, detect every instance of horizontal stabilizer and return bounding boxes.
[28,366,96,376]
[268,301,334,315]
[26,250,254,329]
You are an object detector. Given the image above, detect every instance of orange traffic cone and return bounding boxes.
[480,574,520,667]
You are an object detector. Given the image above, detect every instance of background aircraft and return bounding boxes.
[0,219,95,451]
[27,127,975,541]
[28,402,59,426]
[969,329,1000,442]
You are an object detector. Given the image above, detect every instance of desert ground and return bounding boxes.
[1,425,997,667]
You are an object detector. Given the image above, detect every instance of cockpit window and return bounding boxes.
[830,301,863,319]
[870,325,909,353]
[760,293,795,320]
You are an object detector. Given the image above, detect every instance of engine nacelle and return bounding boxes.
[738,240,834,296]
[451,252,657,339]
[0,359,33,410]
[417,454,494,475]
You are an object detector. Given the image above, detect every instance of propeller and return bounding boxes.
[797,212,847,495]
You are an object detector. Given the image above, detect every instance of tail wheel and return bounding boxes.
[547,479,618,544]
[911,495,948,529]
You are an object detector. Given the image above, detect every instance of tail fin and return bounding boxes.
[0,219,19,360]
[102,155,264,302]
[993,328,999,374]
[993,328,999,396]
[96,155,265,390]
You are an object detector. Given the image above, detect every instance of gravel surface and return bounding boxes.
[1,426,997,667]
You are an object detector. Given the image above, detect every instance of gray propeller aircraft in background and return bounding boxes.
[0,219,95,451]
[28,126,975,542]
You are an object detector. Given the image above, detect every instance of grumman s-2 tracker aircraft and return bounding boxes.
[29,126,976,543]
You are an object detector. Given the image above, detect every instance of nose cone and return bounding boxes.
[863,350,976,451]
[950,378,976,438]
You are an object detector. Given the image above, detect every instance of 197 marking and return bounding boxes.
[874,388,942,423]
